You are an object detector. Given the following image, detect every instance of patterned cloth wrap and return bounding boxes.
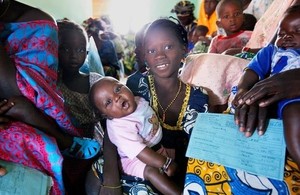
[0,20,81,195]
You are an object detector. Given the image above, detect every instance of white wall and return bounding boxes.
[19,0,92,24]
[19,0,201,34]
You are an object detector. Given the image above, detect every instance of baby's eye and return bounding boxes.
[277,32,285,37]
[105,99,112,107]
[115,85,122,93]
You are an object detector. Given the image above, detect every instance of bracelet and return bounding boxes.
[100,184,122,189]
[159,157,172,174]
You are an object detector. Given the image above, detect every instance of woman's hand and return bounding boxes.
[234,103,268,137]
[233,88,268,137]
[238,69,300,107]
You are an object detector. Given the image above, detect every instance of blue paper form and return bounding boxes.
[0,160,52,195]
[186,113,286,181]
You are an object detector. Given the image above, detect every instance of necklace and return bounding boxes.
[151,76,182,122]
[0,0,10,18]
[149,75,190,131]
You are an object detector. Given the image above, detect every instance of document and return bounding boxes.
[0,160,52,195]
[186,113,286,181]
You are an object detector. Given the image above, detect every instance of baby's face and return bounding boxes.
[93,78,137,119]
[276,11,300,49]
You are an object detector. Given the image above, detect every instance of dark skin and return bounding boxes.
[0,100,14,177]
[0,0,72,150]
[216,0,245,36]
[222,0,300,56]
[90,78,180,195]
[85,129,122,195]
[204,0,219,18]
[234,9,300,167]
[58,26,122,194]
[144,24,189,189]
[139,148,180,195]
[58,29,90,94]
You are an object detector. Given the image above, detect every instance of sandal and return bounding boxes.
[63,137,101,159]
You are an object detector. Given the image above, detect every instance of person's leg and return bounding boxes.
[144,165,182,195]
[283,102,300,168]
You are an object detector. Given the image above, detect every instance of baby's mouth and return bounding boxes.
[122,100,129,109]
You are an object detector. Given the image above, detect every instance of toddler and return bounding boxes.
[89,77,182,195]
[190,25,211,53]
[208,0,252,53]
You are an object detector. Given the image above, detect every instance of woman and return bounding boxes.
[0,1,100,194]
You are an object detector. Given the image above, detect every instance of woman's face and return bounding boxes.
[144,27,186,78]
[204,0,219,17]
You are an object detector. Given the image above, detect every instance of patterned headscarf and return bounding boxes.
[171,1,195,16]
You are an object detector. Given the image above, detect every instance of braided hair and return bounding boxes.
[57,19,88,45]
[143,17,188,49]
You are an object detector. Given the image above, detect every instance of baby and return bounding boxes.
[89,76,182,195]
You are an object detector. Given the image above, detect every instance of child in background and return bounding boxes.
[208,0,252,53]
[197,0,219,37]
[190,25,211,54]
[242,13,257,31]
[233,5,300,167]
[89,77,182,195]
[57,19,103,194]
[57,19,102,137]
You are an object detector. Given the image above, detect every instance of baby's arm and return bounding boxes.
[137,147,177,176]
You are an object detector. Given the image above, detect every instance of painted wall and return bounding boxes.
[19,0,93,24]
[19,0,201,34]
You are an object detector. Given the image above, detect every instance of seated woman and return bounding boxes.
[0,1,100,194]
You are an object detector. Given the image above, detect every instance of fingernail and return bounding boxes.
[245,132,251,137]
[258,131,263,136]
[245,99,250,104]
[238,99,243,104]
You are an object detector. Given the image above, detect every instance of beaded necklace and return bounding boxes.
[148,75,190,131]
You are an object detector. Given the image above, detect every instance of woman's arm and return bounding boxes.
[1,0,55,23]
[238,68,300,107]
[100,131,122,195]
